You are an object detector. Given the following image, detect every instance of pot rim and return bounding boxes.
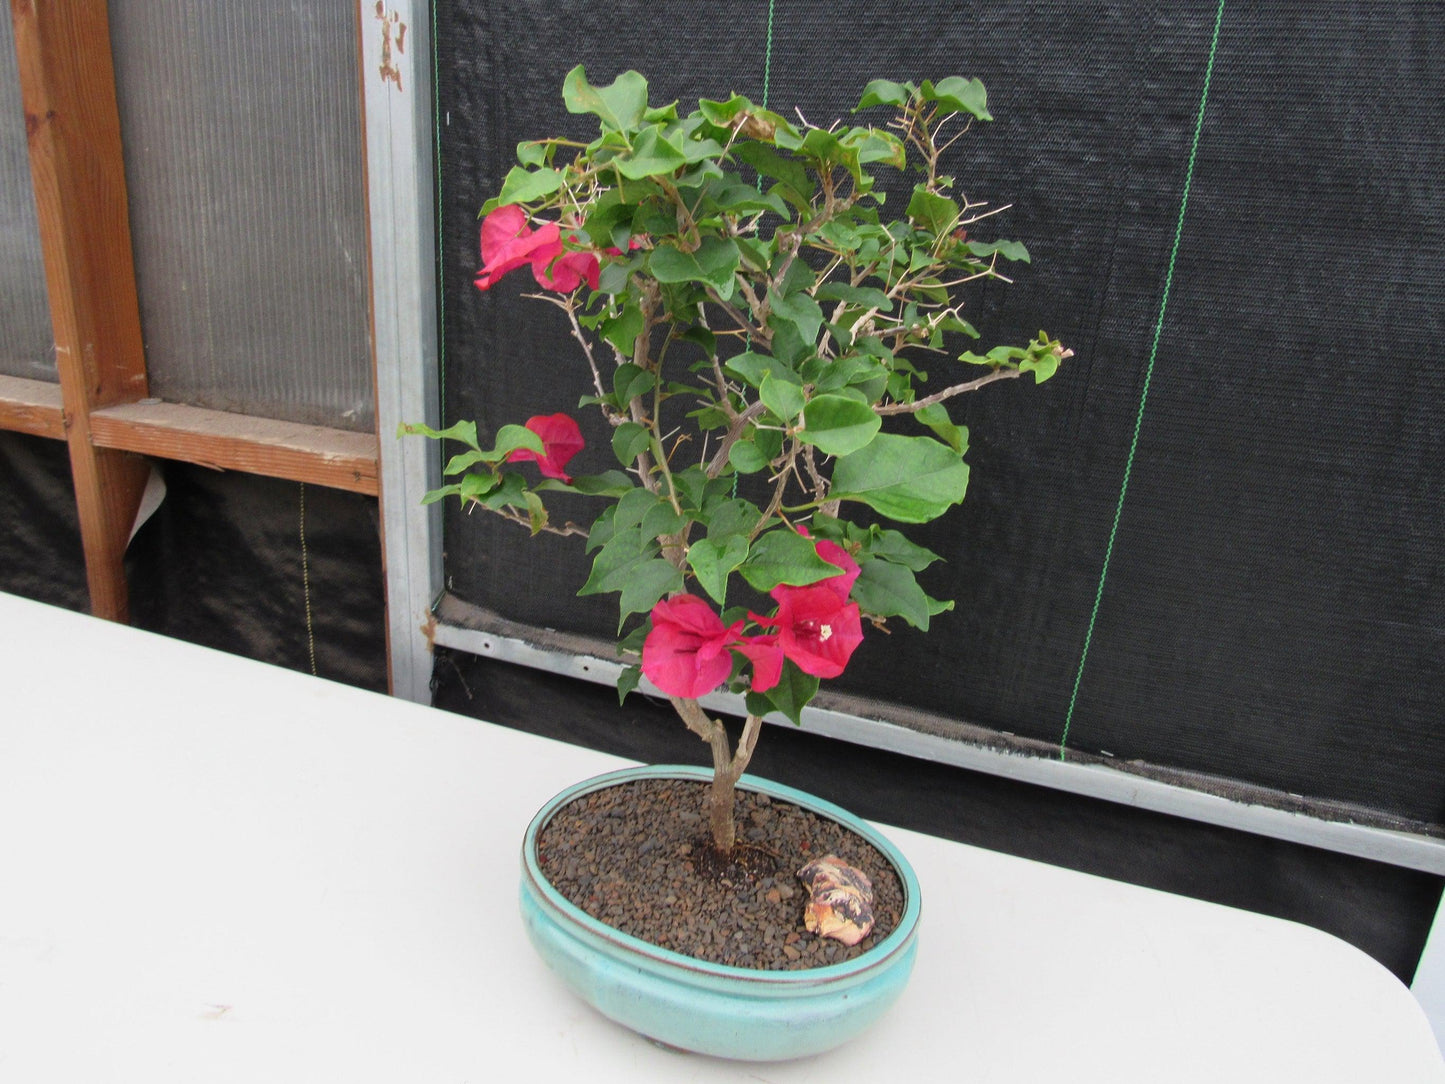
[521,763,922,986]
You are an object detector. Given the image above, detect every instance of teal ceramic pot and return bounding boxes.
[519,764,921,1061]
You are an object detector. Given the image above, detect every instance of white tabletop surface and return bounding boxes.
[0,591,1440,1083]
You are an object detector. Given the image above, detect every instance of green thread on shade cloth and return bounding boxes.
[736,0,778,504]
[300,482,318,677]
[1059,0,1226,760]
[762,0,777,109]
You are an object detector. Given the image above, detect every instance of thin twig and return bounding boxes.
[525,292,618,423]
[875,366,1022,414]
[468,500,590,539]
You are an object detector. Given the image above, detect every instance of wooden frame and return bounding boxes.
[0,375,64,440]
[3,1,381,621]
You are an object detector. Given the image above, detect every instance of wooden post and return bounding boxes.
[12,0,150,621]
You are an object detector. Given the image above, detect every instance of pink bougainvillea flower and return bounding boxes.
[790,525,860,601]
[733,633,784,694]
[811,537,860,601]
[642,594,744,699]
[754,584,864,679]
[474,205,562,291]
[532,248,600,292]
[603,236,648,256]
[505,413,585,483]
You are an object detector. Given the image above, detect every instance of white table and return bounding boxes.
[0,592,1440,1083]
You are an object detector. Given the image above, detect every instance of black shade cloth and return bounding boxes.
[0,434,390,693]
[0,432,89,611]
[125,465,389,693]
[435,2,1445,828]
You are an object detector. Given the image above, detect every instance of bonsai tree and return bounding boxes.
[409,68,1069,856]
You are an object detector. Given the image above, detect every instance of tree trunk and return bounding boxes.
[706,715,739,853]
[669,697,764,856]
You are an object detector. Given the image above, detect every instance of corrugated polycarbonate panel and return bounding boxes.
[109,2,372,431]
[0,11,56,382]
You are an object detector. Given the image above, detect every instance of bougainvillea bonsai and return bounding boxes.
[408,67,1069,857]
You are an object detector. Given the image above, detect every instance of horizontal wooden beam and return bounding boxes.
[90,400,380,495]
[0,375,66,440]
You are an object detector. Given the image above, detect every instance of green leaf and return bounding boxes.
[611,422,652,467]
[680,325,716,357]
[615,125,688,179]
[497,166,564,206]
[442,423,544,473]
[937,313,980,339]
[679,136,726,164]
[814,282,893,312]
[729,439,770,473]
[600,302,644,357]
[562,66,648,132]
[670,465,727,512]
[914,403,968,454]
[768,319,812,366]
[724,351,792,389]
[799,395,882,457]
[613,486,657,530]
[851,557,934,630]
[522,490,549,534]
[641,499,687,540]
[706,498,764,540]
[966,239,1031,263]
[440,449,490,475]
[1020,352,1059,383]
[808,353,886,397]
[516,141,548,167]
[960,344,1030,366]
[474,471,528,510]
[598,256,641,295]
[799,127,843,163]
[397,419,479,450]
[493,423,546,458]
[768,289,824,346]
[580,525,655,595]
[732,142,810,196]
[919,76,991,121]
[686,535,750,605]
[906,186,960,234]
[846,128,907,169]
[863,528,942,571]
[419,482,462,505]
[617,622,649,655]
[612,363,655,405]
[585,504,617,553]
[697,93,755,126]
[832,433,970,523]
[745,661,819,726]
[648,236,741,297]
[544,471,634,497]
[775,257,817,299]
[706,181,789,218]
[855,79,912,110]
[738,530,841,591]
[618,559,685,624]
[760,372,805,423]
[616,664,642,704]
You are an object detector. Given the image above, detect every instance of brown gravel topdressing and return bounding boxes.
[535,777,905,971]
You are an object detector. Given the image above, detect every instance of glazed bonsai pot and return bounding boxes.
[518,764,922,1061]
